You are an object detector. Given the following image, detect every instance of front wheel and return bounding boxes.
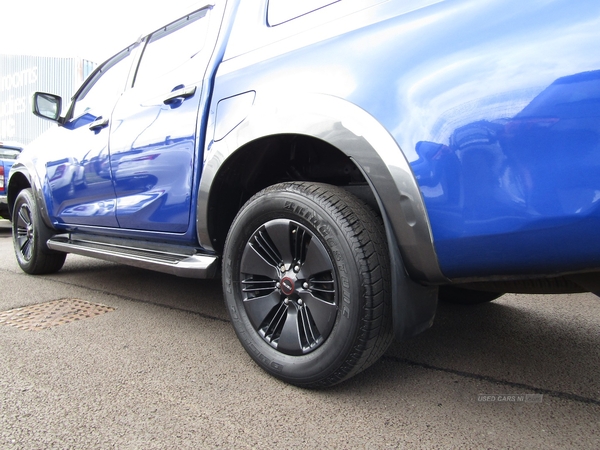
[12,188,66,274]
[223,182,393,388]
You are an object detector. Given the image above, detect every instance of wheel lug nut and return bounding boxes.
[303,282,309,289]
[284,298,290,305]
[280,265,286,272]
[276,282,281,289]
[298,299,303,306]
[294,265,300,272]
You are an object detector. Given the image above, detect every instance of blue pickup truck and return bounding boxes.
[7,0,600,387]
[0,142,22,220]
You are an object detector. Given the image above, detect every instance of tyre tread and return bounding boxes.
[285,182,393,387]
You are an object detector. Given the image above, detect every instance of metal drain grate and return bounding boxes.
[0,299,115,331]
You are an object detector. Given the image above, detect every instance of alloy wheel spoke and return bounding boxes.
[16,226,28,238]
[17,206,31,229]
[276,307,303,354]
[243,290,281,330]
[298,238,334,279]
[263,220,293,266]
[240,242,279,279]
[298,306,319,348]
[290,223,310,265]
[20,236,32,260]
[299,291,337,338]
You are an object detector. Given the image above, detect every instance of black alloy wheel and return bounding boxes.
[223,182,393,388]
[12,188,66,275]
[240,218,338,356]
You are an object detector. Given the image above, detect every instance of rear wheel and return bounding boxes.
[223,182,393,387]
[12,188,66,274]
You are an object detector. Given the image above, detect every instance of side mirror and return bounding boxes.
[32,92,63,122]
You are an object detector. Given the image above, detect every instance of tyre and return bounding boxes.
[438,286,504,305]
[223,182,393,388]
[12,188,66,275]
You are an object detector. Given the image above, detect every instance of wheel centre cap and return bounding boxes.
[280,277,295,296]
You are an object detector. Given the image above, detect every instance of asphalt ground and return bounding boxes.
[0,219,599,449]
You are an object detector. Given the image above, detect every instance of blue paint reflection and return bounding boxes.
[414,71,600,277]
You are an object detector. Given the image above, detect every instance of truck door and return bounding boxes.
[108,6,215,232]
[46,47,136,227]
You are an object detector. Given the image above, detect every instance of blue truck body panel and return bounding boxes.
[208,0,600,279]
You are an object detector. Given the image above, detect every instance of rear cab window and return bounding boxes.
[267,0,339,26]
[224,0,391,61]
[133,8,211,88]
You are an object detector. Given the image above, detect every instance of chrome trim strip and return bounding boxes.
[47,236,219,279]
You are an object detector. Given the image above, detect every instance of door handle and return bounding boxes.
[89,117,109,131]
[163,86,197,105]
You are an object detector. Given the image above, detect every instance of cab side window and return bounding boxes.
[267,0,339,26]
[133,8,210,88]
[71,48,135,119]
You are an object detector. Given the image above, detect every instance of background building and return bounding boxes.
[1,54,96,145]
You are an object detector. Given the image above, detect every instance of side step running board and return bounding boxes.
[47,235,219,279]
